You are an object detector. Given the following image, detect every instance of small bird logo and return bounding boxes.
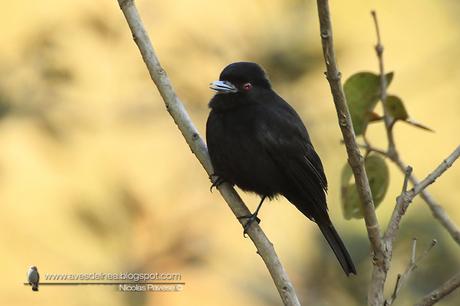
[27,266,40,291]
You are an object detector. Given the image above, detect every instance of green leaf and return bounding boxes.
[341,154,390,220]
[344,72,394,135]
[366,154,390,207]
[386,95,434,132]
[386,95,408,120]
[340,163,360,219]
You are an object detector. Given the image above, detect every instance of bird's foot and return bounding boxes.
[209,174,225,192]
[237,213,261,237]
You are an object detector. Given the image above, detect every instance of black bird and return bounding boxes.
[206,62,356,276]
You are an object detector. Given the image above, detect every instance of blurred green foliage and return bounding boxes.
[341,154,389,219]
[343,71,393,136]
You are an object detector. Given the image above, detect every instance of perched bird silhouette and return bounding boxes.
[206,62,356,275]
[28,266,40,291]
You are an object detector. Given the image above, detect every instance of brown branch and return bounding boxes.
[381,146,459,304]
[368,11,460,247]
[385,239,437,306]
[115,1,300,305]
[316,2,385,305]
[371,15,460,306]
[384,145,460,244]
[392,156,460,245]
[371,11,397,158]
[362,140,460,246]
[415,271,460,306]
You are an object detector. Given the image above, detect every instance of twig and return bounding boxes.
[383,166,413,244]
[393,155,460,246]
[387,274,402,306]
[382,146,459,305]
[384,145,460,244]
[401,166,413,195]
[316,2,385,305]
[368,10,460,247]
[384,146,460,245]
[358,8,459,306]
[385,239,438,305]
[415,271,460,306]
[371,11,397,158]
[357,142,460,246]
[412,146,460,196]
[115,1,300,305]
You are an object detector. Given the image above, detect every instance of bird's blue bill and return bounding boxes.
[209,80,238,94]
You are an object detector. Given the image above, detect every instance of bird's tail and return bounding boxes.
[32,284,39,291]
[318,222,356,276]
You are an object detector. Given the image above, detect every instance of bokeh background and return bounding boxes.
[1,0,459,305]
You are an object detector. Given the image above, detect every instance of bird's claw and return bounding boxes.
[209,174,225,192]
[237,214,261,237]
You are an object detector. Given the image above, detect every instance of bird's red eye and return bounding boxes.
[243,82,253,91]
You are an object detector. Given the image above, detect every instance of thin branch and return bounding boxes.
[368,10,460,247]
[384,145,460,244]
[383,166,413,244]
[415,271,460,306]
[115,1,300,305]
[385,239,437,305]
[355,141,388,156]
[316,2,385,305]
[401,166,413,195]
[393,156,460,246]
[358,141,460,246]
[382,146,459,305]
[387,274,402,306]
[371,11,397,158]
[412,146,460,196]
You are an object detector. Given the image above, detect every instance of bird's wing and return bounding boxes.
[254,99,328,214]
[28,270,36,283]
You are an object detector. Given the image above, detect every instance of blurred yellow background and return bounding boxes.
[1,1,459,305]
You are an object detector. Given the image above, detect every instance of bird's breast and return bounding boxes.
[206,107,282,196]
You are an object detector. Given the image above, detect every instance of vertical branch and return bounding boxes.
[371,11,396,157]
[315,1,386,305]
[115,1,300,305]
[315,0,383,255]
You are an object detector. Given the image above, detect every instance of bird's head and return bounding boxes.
[29,266,37,271]
[210,62,271,95]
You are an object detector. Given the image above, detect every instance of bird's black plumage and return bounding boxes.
[206,62,356,275]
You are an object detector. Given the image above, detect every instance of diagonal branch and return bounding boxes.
[359,141,460,246]
[385,239,438,306]
[415,271,460,306]
[115,1,300,305]
[384,145,460,244]
[392,155,460,246]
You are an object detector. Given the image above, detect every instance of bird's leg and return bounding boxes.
[237,195,267,237]
[209,174,225,192]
